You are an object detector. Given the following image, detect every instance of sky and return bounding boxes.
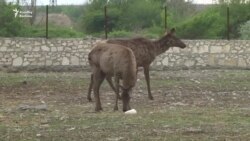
[8,0,216,6]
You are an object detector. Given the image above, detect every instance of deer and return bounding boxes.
[87,28,186,101]
[88,43,137,112]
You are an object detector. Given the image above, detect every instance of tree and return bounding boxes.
[165,0,195,24]
[176,6,226,39]
[80,0,163,33]
[0,0,23,37]
[118,0,161,31]
[239,20,250,39]
[176,2,250,39]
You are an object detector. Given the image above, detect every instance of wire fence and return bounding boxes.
[2,1,250,39]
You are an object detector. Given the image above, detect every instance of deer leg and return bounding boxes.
[93,70,105,112]
[113,76,120,111]
[106,77,121,100]
[87,74,94,102]
[144,66,153,100]
[122,91,131,112]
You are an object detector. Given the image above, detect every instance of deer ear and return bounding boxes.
[170,28,176,34]
[164,28,175,35]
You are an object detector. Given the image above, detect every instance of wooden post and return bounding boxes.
[46,5,48,39]
[104,5,108,39]
[227,6,230,40]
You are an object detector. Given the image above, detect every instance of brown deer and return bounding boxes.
[88,43,137,112]
[87,28,186,101]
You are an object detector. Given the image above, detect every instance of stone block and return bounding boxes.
[238,58,247,67]
[4,39,11,44]
[162,57,169,66]
[33,47,40,51]
[172,48,180,53]
[41,46,50,51]
[71,56,79,65]
[23,61,30,66]
[46,60,53,66]
[62,57,69,65]
[184,60,195,67]
[57,47,64,51]
[224,58,237,67]
[195,45,209,53]
[51,47,57,52]
[208,54,215,66]
[222,44,231,52]
[0,47,7,51]
[210,46,222,53]
[13,57,23,66]
[34,41,41,46]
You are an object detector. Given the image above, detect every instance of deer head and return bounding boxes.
[119,85,132,112]
[162,28,186,49]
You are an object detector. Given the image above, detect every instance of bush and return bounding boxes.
[81,8,121,34]
[141,25,163,39]
[176,4,250,39]
[239,20,250,39]
[176,6,226,39]
[0,1,23,37]
[48,26,85,38]
[20,25,84,38]
[108,30,132,38]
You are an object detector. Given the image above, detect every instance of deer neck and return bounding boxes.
[153,36,171,56]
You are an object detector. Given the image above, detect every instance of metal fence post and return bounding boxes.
[104,5,108,39]
[227,6,230,40]
[165,6,167,30]
[46,5,48,39]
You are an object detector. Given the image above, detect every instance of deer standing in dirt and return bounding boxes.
[87,28,186,101]
[88,43,137,112]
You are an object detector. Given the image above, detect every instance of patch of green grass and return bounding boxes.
[1,107,250,140]
[20,25,85,38]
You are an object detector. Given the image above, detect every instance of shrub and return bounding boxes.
[239,20,250,39]
[108,30,132,38]
[0,2,23,37]
[20,25,84,38]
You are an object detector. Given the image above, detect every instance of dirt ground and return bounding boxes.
[0,69,250,141]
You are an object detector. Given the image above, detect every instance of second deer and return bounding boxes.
[87,28,186,101]
[88,43,137,112]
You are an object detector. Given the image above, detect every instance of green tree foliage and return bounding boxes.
[239,20,250,39]
[118,0,161,31]
[81,10,105,33]
[0,0,23,37]
[176,3,250,39]
[228,3,250,38]
[166,0,195,24]
[80,0,162,34]
[1,0,249,39]
[43,5,84,22]
[177,6,226,39]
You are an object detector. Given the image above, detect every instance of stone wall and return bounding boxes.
[0,37,249,72]
[152,40,250,70]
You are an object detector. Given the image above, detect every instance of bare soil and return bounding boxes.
[0,69,250,141]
